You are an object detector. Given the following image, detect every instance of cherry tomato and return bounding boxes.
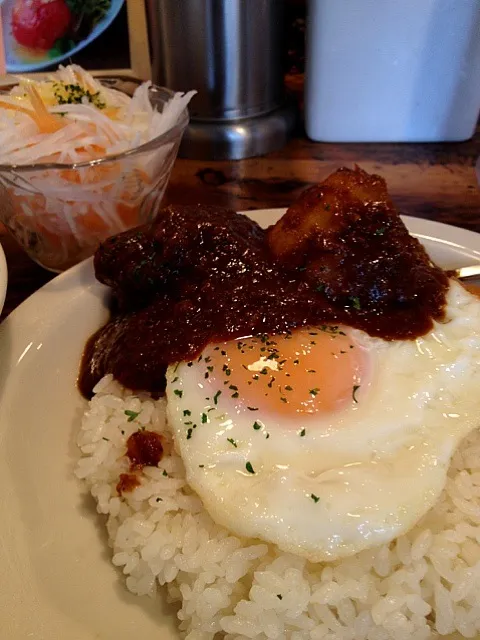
[12,0,72,51]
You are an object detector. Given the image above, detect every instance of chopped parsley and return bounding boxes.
[277,594,283,600]
[53,82,106,109]
[162,470,168,477]
[214,391,222,404]
[246,461,255,474]
[183,409,191,416]
[186,428,193,440]
[309,388,320,397]
[350,297,361,310]
[310,494,320,503]
[124,410,140,422]
[173,389,183,398]
[201,413,208,424]
[227,438,237,448]
[300,428,306,437]
[253,421,262,430]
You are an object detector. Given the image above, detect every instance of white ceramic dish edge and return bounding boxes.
[0,240,7,315]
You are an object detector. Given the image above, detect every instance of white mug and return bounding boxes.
[305,0,480,142]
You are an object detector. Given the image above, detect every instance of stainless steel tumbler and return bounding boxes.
[147,0,295,159]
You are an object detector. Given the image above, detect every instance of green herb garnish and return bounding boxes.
[350,297,361,310]
[53,81,106,109]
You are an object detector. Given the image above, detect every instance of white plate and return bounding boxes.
[1,211,480,639]
[3,0,125,73]
[0,240,6,315]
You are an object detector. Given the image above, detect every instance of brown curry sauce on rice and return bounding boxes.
[75,168,480,637]
[79,167,449,400]
[115,428,164,495]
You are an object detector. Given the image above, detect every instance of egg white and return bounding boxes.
[166,281,480,562]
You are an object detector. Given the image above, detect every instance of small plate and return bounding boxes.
[3,0,125,73]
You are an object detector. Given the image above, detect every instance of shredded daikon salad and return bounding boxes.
[0,64,195,165]
[0,65,195,272]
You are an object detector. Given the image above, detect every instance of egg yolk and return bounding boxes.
[203,326,368,418]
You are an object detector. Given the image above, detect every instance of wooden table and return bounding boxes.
[1,133,480,322]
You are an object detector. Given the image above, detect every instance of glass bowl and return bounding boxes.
[0,81,189,272]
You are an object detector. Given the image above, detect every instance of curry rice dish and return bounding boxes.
[76,168,480,639]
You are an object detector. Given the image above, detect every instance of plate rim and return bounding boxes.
[0,239,7,315]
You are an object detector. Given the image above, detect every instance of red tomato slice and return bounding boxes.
[12,0,72,51]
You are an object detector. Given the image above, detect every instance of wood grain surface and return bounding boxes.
[1,132,480,322]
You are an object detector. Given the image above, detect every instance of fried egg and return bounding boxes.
[166,281,480,562]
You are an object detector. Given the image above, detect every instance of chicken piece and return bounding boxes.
[267,166,394,262]
[94,204,266,309]
[267,167,448,313]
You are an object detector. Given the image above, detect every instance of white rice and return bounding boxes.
[76,374,480,640]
